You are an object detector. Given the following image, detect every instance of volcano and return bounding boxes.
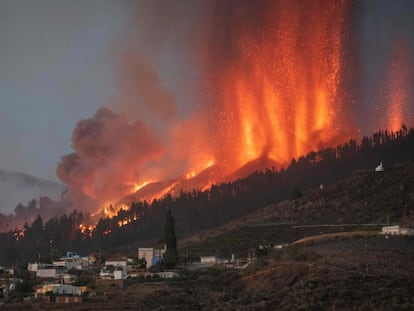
[119,156,281,207]
[57,1,414,216]
[119,177,184,206]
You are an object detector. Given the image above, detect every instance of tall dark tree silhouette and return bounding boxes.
[163,208,178,269]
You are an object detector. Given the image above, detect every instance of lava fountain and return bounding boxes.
[199,0,355,172]
[385,40,413,132]
[59,1,371,215]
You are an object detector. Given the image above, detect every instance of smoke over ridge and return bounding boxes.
[57,0,414,212]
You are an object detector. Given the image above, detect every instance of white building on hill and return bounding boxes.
[382,225,414,235]
[36,284,88,296]
[53,252,89,271]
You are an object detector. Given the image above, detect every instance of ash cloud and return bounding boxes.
[57,107,161,210]
[116,52,176,125]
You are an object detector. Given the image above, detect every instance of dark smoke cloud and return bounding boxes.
[57,107,161,210]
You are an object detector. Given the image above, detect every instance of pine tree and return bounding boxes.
[163,208,178,269]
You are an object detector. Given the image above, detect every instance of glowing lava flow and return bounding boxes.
[133,181,152,192]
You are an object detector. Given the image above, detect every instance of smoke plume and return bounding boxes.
[57,107,161,210]
[57,0,414,212]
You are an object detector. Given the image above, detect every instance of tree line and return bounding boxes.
[0,126,413,266]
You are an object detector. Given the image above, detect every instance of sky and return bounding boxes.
[1,0,414,184]
[0,1,131,181]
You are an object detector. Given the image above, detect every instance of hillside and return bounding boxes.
[34,160,408,310]
[2,154,414,310]
[145,161,414,310]
[178,161,414,257]
[1,128,413,266]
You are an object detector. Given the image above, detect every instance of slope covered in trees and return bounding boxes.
[0,127,414,265]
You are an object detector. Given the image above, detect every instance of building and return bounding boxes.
[53,252,89,271]
[99,258,128,279]
[113,270,127,280]
[138,247,166,268]
[36,268,63,279]
[375,162,385,172]
[104,258,127,272]
[28,262,65,279]
[36,284,88,296]
[200,256,217,264]
[382,225,414,235]
[28,263,51,272]
[0,266,14,276]
[382,225,400,234]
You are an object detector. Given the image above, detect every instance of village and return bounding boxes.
[0,223,412,306]
[0,244,253,305]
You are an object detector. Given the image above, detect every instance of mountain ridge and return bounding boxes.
[0,169,66,214]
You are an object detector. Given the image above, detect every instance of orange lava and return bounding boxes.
[203,1,352,170]
[133,181,152,192]
[386,41,412,132]
[78,1,360,219]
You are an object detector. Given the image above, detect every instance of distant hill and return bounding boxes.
[0,170,66,214]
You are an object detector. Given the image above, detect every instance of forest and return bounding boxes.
[0,126,413,266]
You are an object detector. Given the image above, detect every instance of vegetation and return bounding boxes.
[0,127,414,309]
[0,127,414,265]
[163,209,178,269]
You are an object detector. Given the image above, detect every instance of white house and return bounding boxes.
[382,225,414,235]
[104,258,127,272]
[53,252,89,271]
[99,258,128,279]
[375,162,384,172]
[36,268,63,279]
[382,225,400,234]
[113,270,127,280]
[36,284,87,296]
[28,263,51,272]
[138,247,166,268]
[200,256,217,264]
